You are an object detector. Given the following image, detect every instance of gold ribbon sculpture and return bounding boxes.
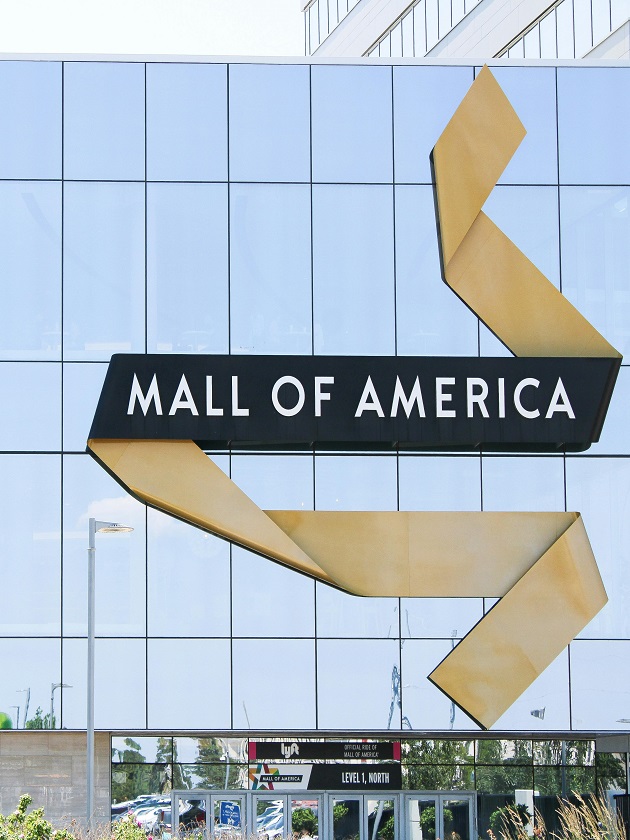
[89,66,620,729]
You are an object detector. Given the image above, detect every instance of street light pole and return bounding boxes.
[87,518,133,830]
[50,682,72,729]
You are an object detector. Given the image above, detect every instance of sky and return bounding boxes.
[0,0,305,56]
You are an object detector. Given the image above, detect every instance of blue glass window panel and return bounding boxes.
[484,66,558,186]
[395,186,478,356]
[401,639,479,729]
[313,185,394,355]
[570,640,630,730]
[229,64,310,183]
[62,362,108,451]
[0,639,60,729]
[62,638,146,729]
[317,639,400,729]
[493,650,570,730]
[0,455,60,636]
[0,181,61,360]
[482,456,565,512]
[148,640,231,729]
[311,65,393,184]
[0,61,61,179]
[62,454,146,636]
[394,66,473,185]
[316,583,399,638]
[232,547,315,638]
[558,68,630,185]
[146,63,227,182]
[63,182,145,360]
[64,62,145,181]
[230,454,313,511]
[147,183,228,354]
[0,363,60,451]
[566,458,630,639]
[147,509,231,638]
[398,455,481,511]
[560,187,630,355]
[232,639,316,728]
[315,455,398,511]
[230,184,311,355]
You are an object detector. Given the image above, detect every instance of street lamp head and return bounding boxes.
[94,521,134,534]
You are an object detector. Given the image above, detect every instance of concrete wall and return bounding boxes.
[0,732,110,826]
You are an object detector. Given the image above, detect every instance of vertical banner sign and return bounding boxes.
[87,66,620,729]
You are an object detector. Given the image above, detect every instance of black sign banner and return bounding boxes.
[89,354,619,452]
[248,741,400,761]
[249,763,402,791]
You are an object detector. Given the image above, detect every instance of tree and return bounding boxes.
[404,740,474,790]
[24,707,55,730]
[292,807,317,836]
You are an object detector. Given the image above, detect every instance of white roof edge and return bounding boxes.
[0,52,628,67]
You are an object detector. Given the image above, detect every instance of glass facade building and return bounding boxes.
[0,57,629,829]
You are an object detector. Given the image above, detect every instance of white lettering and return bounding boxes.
[390,376,426,418]
[169,374,198,416]
[272,375,305,417]
[127,373,162,416]
[498,377,506,418]
[271,376,305,417]
[545,377,575,419]
[436,377,456,418]
[355,376,384,418]
[466,377,489,418]
[205,376,224,416]
[314,376,334,417]
[514,378,540,419]
[232,376,250,416]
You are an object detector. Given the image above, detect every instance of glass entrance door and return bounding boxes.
[330,794,398,840]
[252,793,322,839]
[405,793,475,840]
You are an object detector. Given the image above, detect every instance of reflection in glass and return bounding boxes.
[147,183,228,354]
[559,69,630,185]
[146,62,227,182]
[0,638,60,729]
[111,762,168,805]
[62,454,146,636]
[63,62,144,180]
[395,186,478,356]
[566,458,630,638]
[561,186,630,356]
[408,798,437,840]
[315,455,397,511]
[492,651,570,731]
[0,61,61,179]
[178,765,245,790]
[232,639,316,729]
[313,185,394,355]
[148,509,230,637]
[311,65,393,184]
[230,184,311,355]
[231,454,313,511]
[257,798,285,838]
[316,583,398,638]
[332,798,360,840]
[401,598,482,641]
[62,362,108,451]
[0,182,61,359]
[232,547,315,638]
[147,639,231,729]
[482,457,565,512]
[476,740,533,763]
[229,64,310,183]
[399,455,481,511]
[112,736,170,764]
[0,455,60,636]
[0,364,60,451]
[368,799,395,840]
[442,798,471,840]
[317,639,400,729]
[63,182,145,360]
[570,640,630,730]
[62,638,146,729]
